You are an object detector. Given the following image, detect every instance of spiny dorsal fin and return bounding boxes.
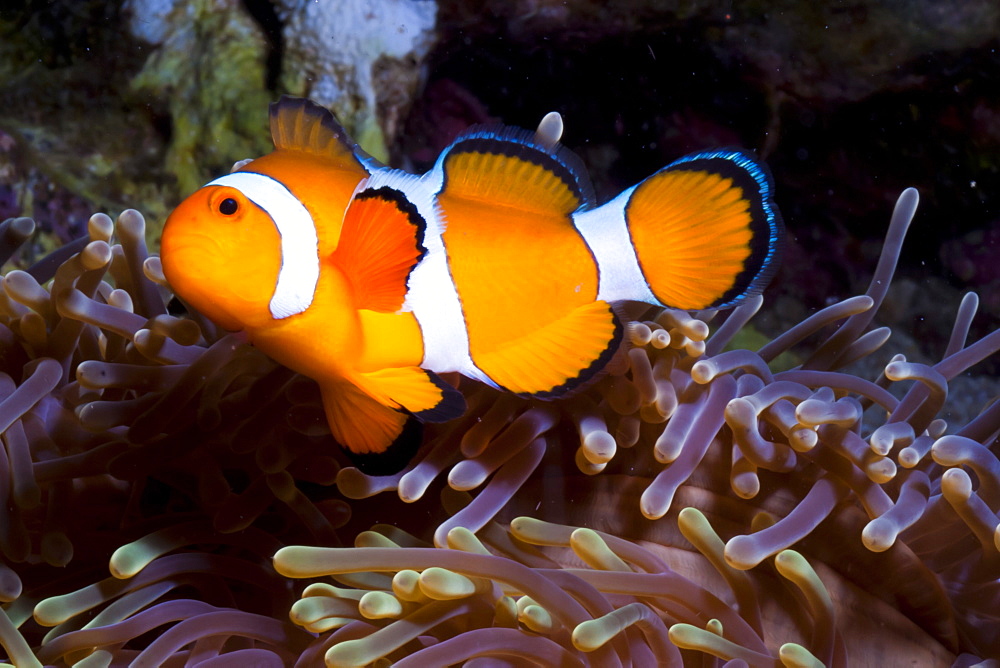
[332,184,427,313]
[269,96,365,165]
[438,124,596,216]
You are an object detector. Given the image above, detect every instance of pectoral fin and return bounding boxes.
[332,186,427,313]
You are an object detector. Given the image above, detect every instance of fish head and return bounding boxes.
[161,176,283,332]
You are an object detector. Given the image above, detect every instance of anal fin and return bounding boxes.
[358,366,466,423]
[474,300,622,398]
[318,366,466,473]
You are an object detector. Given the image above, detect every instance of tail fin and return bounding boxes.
[574,149,783,310]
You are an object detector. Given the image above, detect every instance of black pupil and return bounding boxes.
[219,198,238,215]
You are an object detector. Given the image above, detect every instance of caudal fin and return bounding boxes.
[574,149,783,310]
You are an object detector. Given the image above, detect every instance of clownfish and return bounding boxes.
[161,96,783,473]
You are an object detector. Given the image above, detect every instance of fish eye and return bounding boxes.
[218,198,239,215]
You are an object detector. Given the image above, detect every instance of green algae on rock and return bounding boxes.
[128,0,274,196]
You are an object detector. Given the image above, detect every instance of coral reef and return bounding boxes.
[276,0,438,163]
[0,187,994,665]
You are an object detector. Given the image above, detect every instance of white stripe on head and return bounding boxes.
[572,188,660,305]
[207,172,320,319]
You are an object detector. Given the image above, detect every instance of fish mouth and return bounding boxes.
[161,234,226,266]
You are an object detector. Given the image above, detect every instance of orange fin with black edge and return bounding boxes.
[318,367,465,471]
[474,299,623,398]
[332,185,427,313]
[436,123,596,216]
[623,149,784,310]
[347,418,425,476]
[358,366,466,423]
[318,377,409,456]
[269,95,373,169]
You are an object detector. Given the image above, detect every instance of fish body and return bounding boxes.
[161,96,783,472]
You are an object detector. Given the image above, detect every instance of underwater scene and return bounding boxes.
[0,1,999,666]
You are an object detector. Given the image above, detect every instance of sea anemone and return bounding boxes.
[0,188,996,666]
[272,188,999,665]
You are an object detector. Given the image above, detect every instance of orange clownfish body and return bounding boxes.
[161,97,783,473]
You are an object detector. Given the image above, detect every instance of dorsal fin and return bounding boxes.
[332,184,427,313]
[269,96,367,166]
[437,125,596,216]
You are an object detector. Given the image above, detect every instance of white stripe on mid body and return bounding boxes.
[363,168,498,387]
[207,172,320,320]
[572,188,660,306]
